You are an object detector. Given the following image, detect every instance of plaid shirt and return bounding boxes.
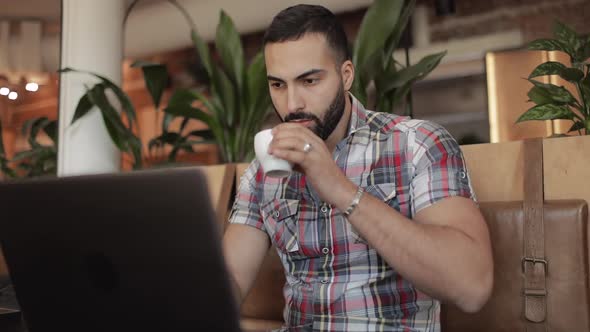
[230,94,475,331]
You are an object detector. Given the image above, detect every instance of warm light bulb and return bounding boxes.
[25,82,39,92]
[0,87,9,96]
[8,91,18,100]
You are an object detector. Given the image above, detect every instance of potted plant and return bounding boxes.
[0,117,58,179]
[517,21,590,135]
[351,0,446,114]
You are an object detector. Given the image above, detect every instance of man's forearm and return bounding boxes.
[335,182,492,312]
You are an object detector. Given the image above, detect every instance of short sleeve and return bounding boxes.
[410,121,476,215]
[228,161,267,233]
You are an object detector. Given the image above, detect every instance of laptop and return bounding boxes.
[0,167,241,332]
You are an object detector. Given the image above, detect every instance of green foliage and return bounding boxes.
[518,21,590,135]
[351,0,445,114]
[11,117,58,178]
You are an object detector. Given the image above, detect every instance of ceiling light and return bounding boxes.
[0,87,9,96]
[25,82,39,92]
[8,91,18,100]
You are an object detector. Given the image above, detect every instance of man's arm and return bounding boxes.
[222,224,270,306]
[269,122,493,313]
[338,189,493,313]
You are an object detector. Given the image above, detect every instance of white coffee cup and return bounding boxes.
[254,129,293,178]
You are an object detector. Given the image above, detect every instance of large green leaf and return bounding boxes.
[379,51,447,94]
[527,86,554,105]
[71,89,94,124]
[42,120,58,145]
[517,104,574,122]
[131,61,169,109]
[216,11,245,89]
[553,21,580,55]
[23,117,51,149]
[527,39,569,54]
[211,67,236,126]
[190,30,213,80]
[528,79,578,105]
[529,62,567,78]
[353,0,404,71]
[163,104,213,126]
[60,67,136,128]
[86,85,127,149]
[383,0,415,69]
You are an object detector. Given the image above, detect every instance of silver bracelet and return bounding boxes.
[343,186,364,217]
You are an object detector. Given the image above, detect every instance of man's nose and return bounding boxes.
[287,86,304,113]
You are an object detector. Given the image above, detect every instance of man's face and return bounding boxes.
[264,33,347,140]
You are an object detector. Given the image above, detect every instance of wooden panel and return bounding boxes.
[198,164,236,231]
[543,136,590,205]
[461,140,525,202]
[486,50,552,142]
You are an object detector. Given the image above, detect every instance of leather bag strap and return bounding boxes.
[522,138,547,330]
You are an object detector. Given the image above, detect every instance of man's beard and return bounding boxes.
[279,84,346,141]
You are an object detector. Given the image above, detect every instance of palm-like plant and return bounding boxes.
[163,10,271,163]
[0,120,17,179]
[517,21,590,135]
[351,0,446,114]
[12,117,58,178]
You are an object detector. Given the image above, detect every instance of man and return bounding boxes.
[223,4,493,332]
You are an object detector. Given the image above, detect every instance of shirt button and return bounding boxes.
[322,247,330,255]
[320,279,328,284]
[459,171,467,179]
[320,205,329,214]
[273,210,280,218]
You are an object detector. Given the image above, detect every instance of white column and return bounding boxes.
[58,0,125,176]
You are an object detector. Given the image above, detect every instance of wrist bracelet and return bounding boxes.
[343,186,364,217]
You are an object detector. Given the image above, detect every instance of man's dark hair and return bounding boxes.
[263,4,351,64]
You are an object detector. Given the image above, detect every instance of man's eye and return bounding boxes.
[303,79,317,85]
[270,82,284,88]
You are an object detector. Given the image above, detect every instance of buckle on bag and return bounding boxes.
[521,257,548,274]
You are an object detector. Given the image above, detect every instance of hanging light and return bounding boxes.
[25,82,39,92]
[8,91,17,100]
[0,87,9,96]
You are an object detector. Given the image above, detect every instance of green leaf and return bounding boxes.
[529,62,567,79]
[379,51,446,94]
[560,68,585,82]
[187,129,215,140]
[527,39,569,54]
[190,30,213,80]
[568,121,585,132]
[527,86,554,105]
[85,83,131,151]
[216,10,245,89]
[43,120,58,145]
[131,61,168,109]
[211,67,236,126]
[24,117,51,149]
[163,104,213,126]
[353,0,404,71]
[528,79,578,105]
[383,0,415,68]
[516,104,574,122]
[553,21,580,52]
[71,90,94,124]
[60,67,136,129]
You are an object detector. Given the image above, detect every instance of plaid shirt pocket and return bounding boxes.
[261,199,300,253]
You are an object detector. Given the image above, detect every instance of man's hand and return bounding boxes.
[268,123,356,206]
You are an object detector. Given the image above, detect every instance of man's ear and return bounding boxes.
[341,60,355,91]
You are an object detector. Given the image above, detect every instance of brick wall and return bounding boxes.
[418,0,590,43]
